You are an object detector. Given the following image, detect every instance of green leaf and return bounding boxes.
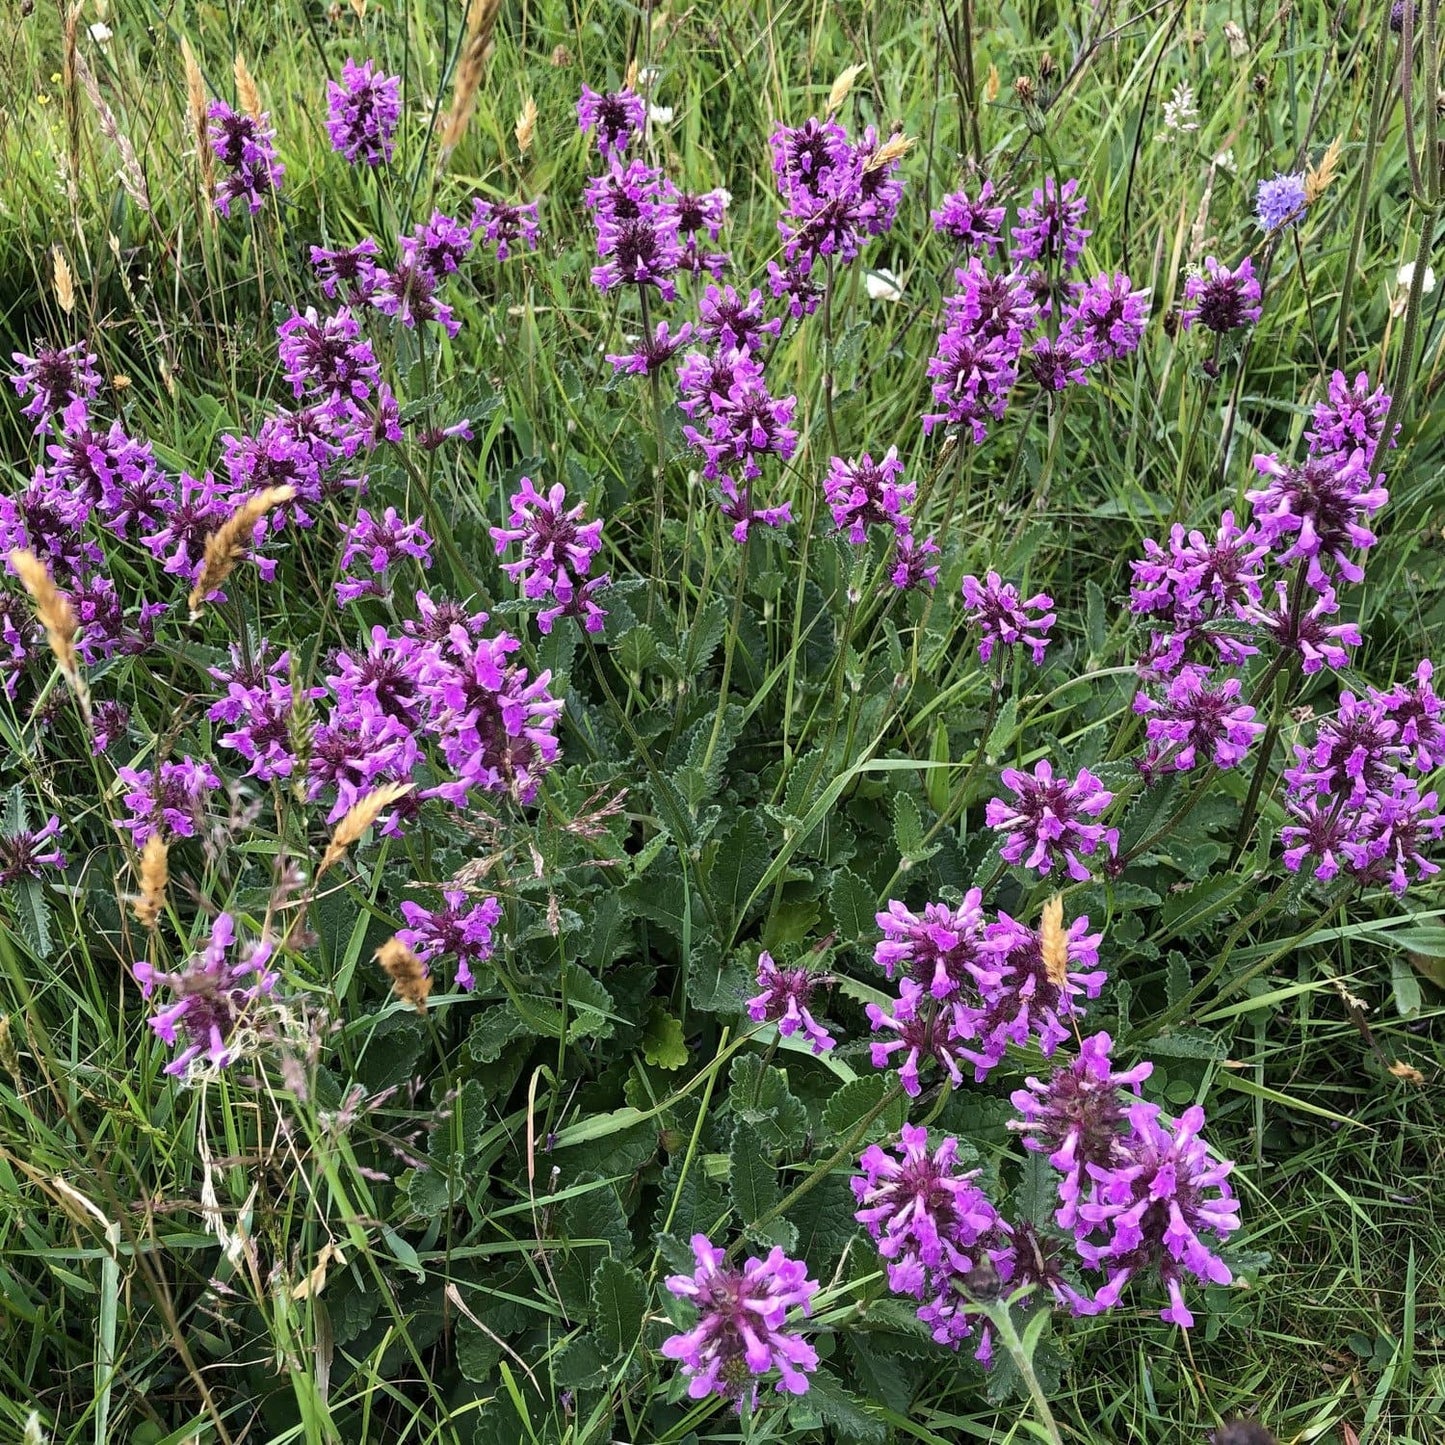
[891,792,939,863]
[729,1121,777,1225]
[827,867,876,945]
[709,812,770,932]
[641,1005,689,1070]
[552,1333,608,1389]
[1165,950,1193,1011]
[466,1004,536,1065]
[1084,579,1108,659]
[728,1055,809,1150]
[1161,876,1240,933]
[821,1074,905,1141]
[591,1257,647,1357]
[586,889,632,972]
[1147,1027,1227,1060]
[10,878,52,960]
[806,1367,887,1443]
[616,622,657,674]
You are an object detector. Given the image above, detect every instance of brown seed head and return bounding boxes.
[1388,1060,1426,1085]
[376,937,431,1013]
[317,781,414,878]
[1013,75,1037,104]
[1040,894,1070,988]
[9,548,88,720]
[514,94,537,154]
[1305,134,1343,204]
[234,53,263,122]
[133,833,169,929]
[188,485,295,617]
[827,63,865,114]
[439,0,501,159]
[864,131,915,172]
[52,248,75,313]
[550,44,572,67]
[983,63,1001,104]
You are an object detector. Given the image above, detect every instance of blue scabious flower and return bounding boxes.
[1255,171,1308,232]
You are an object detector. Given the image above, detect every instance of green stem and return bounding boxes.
[980,1299,1066,1445]
[700,532,750,777]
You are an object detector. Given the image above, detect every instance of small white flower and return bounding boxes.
[89,21,112,43]
[638,66,662,90]
[1160,82,1199,137]
[1213,147,1237,173]
[1391,261,1438,315]
[648,103,674,126]
[865,268,903,302]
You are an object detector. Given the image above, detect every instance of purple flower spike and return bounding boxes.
[1181,256,1262,334]
[931,180,1006,252]
[1245,581,1361,675]
[1373,659,1445,770]
[606,321,694,376]
[577,84,646,156]
[747,951,835,1054]
[718,479,792,544]
[397,889,502,991]
[326,58,402,167]
[1063,271,1150,361]
[469,197,542,260]
[824,448,915,544]
[960,572,1055,664]
[116,757,223,845]
[1027,333,1093,391]
[984,760,1118,880]
[1011,177,1091,272]
[132,913,278,1077]
[890,531,941,592]
[0,813,66,885]
[873,892,1001,1002]
[1010,1031,1152,1231]
[661,1234,819,1407]
[276,308,380,407]
[867,980,969,1096]
[1134,665,1264,774]
[310,239,381,303]
[10,342,102,434]
[490,478,609,633]
[1308,370,1396,458]
[697,285,782,355]
[1075,1101,1240,1328]
[208,640,323,782]
[207,100,284,216]
[337,507,435,604]
[1255,171,1308,232]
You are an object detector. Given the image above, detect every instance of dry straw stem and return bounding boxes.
[52,248,75,313]
[188,485,295,617]
[826,63,865,114]
[9,548,89,722]
[316,780,414,878]
[376,937,431,1013]
[1040,893,1070,989]
[72,47,151,211]
[181,36,215,194]
[234,53,263,123]
[514,94,537,155]
[133,833,168,929]
[1305,134,1343,204]
[439,0,502,160]
[864,131,916,172]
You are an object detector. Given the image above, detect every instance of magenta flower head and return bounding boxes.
[1011,177,1091,271]
[606,320,695,376]
[960,572,1055,664]
[697,285,782,355]
[207,100,284,216]
[490,478,609,634]
[577,84,646,155]
[132,913,278,1077]
[931,180,1006,252]
[1255,171,1307,232]
[10,342,102,434]
[1246,581,1362,676]
[920,320,1019,441]
[1308,369,1396,457]
[116,757,223,845]
[1075,1101,1240,1328]
[1181,256,1262,334]
[873,892,1002,1002]
[276,307,380,406]
[661,1234,819,1407]
[746,952,835,1053]
[1027,333,1093,391]
[866,980,970,1096]
[985,760,1118,880]
[208,640,323,782]
[1134,665,1264,774]
[718,479,793,545]
[1373,659,1445,770]
[310,239,381,302]
[1010,1031,1152,1231]
[337,507,435,604]
[469,197,542,260]
[326,58,402,167]
[1246,449,1388,591]
[397,889,502,991]
[0,813,66,886]
[1063,271,1150,361]
[824,448,915,544]
[890,531,941,592]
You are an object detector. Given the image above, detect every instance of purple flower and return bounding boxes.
[606,320,694,376]
[1245,581,1361,675]
[985,760,1118,880]
[276,308,380,407]
[718,479,792,544]
[958,910,1108,1076]
[765,259,823,319]
[947,260,1041,345]
[931,180,1005,252]
[1026,333,1093,391]
[890,531,941,592]
[369,260,460,336]
[696,285,782,355]
[397,888,502,990]
[1128,510,1268,636]
[866,980,970,1096]
[208,640,322,781]
[91,699,130,754]
[1181,256,1262,333]
[1063,271,1150,361]
[490,478,609,633]
[576,84,646,156]
[1373,659,1445,770]
[1010,1031,1153,1232]
[824,449,914,544]
[1338,780,1443,897]
[46,402,166,537]
[1247,449,1387,591]
[585,160,684,299]
[682,362,798,482]
[671,188,731,276]
[1307,370,1396,457]
[337,507,435,604]
[207,100,284,216]
[920,320,1019,441]
[1134,666,1264,774]
[1255,172,1308,232]
[874,893,1001,1001]
[400,210,475,280]
[747,952,835,1053]
[960,572,1055,664]
[0,814,66,886]
[661,1234,819,1406]
[116,758,223,845]
[139,469,236,589]
[1011,177,1091,272]
[10,342,102,434]
[468,197,542,260]
[1075,1102,1240,1328]
[326,58,402,167]
[1284,690,1400,805]
[133,913,278,1077]
[310,239,381,303]
[0,474,98,578]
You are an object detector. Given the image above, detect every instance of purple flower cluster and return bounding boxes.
[1181,256,1262,335]
[490,478,610,634]
[469,196,542,261]
[960,571,1055,664]
[397,889,502,991]
[985,760,1118,879]
[10,342,101,434]
[116,758,222,845]
[208,641,322,782]
[133,913,278,1077]
[747,951,836,1054]
[207,100,284,217]
[326,58,402,167]
[337,507,435,604]
[584,160,686,300]
[577,84,647,156]
[822,450,940,585]
[931,180,1005,253]
[1134,665,1263,777]
[0,814,66,886]
[661,1234,819,1407]
[1256,171,1308,232]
